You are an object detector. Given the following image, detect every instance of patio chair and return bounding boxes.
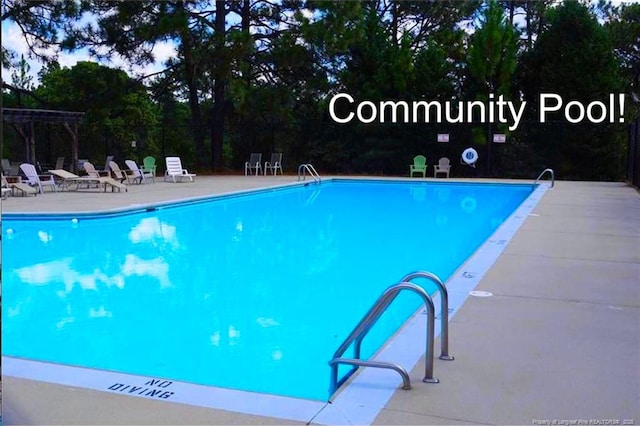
[2,159,20,176]
[164,157,196,183]
[54,156,65,170]
[125,159,155,184]
[142,156,157,179]
[84,161,110,178]
[77,159,88,172]
[19,163,57,193]
[410,155,427,177]
[101,155,114,174]
[49,169,127,192]
[433,157,451,178]
[244,153,263,176]
[2,158,12,175]
[264,153,283,175]
[42,157,66,172]
[109,161,137,184]
[83,161,113,189]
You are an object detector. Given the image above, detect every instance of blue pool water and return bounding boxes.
[2,180,532,401]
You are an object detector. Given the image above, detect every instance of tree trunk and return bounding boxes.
[241,0,251,88]
[239,0,251,161]
[211,0,226,171]
[177,2,205,168]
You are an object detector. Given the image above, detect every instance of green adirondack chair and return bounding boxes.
[142,156,157,179]
[410,155,427,177]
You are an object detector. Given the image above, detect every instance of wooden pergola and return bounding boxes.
[2,108,85,172]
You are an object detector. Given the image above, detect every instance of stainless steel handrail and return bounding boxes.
[350,271,453,363]
[329,281,438,396]
[328,358,412,390]
[533,168,554,189]
[306,163,320,180]
[297,163,321,182]
[298,163,320,182]
[399,271,454,361]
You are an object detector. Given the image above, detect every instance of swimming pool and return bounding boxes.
[2,179,540,414]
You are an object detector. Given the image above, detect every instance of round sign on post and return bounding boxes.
[461,148,478,166]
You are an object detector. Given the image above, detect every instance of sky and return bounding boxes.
[1,18,177,87]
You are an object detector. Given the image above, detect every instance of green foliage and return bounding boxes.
[519,0,625,180]
[464,1,519,176]
[34,61,158,163]
[300,1,480,174]
[11,55,34,90]
[605,2,640,95]
[467,0,519,94]
[412,42,458,100]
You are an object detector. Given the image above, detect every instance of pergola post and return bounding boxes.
[28,121,36,165]
[64,122,79,173]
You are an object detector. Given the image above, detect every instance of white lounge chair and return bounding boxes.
[264,153,283,175]
[84,161,110,178]
[109,161,136,185]
[1,174,10,199]
[245,153,262,176]
[164,157,196,183]
[2,174,37,197]
[125,159,154,184]
[19,163,57,194]
[49,169,127,192]
[79,161,105,189]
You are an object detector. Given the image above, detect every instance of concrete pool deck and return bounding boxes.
[1,176,639,425]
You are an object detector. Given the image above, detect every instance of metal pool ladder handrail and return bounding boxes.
[533,168,554,189]
[328,281,439,396]
[399,271,454,361]
[297,163,321,183]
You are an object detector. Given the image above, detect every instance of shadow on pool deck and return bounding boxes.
[1,177,639,425]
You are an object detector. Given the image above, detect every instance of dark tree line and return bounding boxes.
[2,0,638,180]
